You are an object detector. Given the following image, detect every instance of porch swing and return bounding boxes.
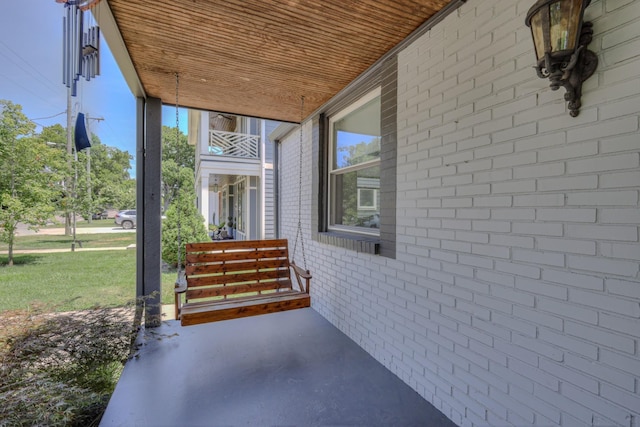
[173,74,311,326]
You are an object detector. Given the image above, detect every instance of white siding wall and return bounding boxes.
[263,120,279,238]
[280,0,640,425]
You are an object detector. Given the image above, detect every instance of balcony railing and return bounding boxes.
[208,130,260,159]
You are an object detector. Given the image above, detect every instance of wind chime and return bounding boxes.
[59,0,101,96]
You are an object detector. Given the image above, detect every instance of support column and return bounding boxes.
[200,111,209,156]
[143,97,162,327]
[135,97,145,313]
[200,175,210,228]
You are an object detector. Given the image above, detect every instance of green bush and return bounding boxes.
[161,172,209,267]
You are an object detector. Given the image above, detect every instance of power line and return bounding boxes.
[30,111,67,121]
[0,40,62,96]
[0,71,63,111]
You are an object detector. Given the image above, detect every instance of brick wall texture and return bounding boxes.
[279,0,640,425]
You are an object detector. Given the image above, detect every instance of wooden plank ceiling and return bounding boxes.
[106,0,452,123]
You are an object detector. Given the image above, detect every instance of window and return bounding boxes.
[357,187,378,210]
[328,88,381,234]
[312,55,397,257]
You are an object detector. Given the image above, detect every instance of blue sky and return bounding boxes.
[0,0,188,178]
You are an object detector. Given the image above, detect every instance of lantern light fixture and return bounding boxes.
[525,0,598,117]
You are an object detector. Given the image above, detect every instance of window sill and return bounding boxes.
[316,231,380,255]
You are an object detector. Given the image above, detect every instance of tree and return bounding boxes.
[161,125,194,213]
[39,125,136,216]
[161,169,208,267]
[162,125,193,170]
[0,100,66,266]
[161,125,201,267]
[73,137,135,213]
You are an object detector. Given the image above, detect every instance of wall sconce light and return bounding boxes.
[525,0,598,117]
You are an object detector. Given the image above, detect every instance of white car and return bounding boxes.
[114,210,137,229]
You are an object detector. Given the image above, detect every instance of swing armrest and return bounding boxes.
[291,263,312,280]
[174,282,187,320]
[291,262,312,294]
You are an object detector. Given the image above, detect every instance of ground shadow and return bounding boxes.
[0,254,43,266]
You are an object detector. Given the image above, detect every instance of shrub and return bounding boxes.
[161,171,209,267]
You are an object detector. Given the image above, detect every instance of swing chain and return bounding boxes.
[292,95,307,271]
[175,72,182,272]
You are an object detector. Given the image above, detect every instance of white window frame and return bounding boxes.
[327,87,381,236]
[357,188,378,210]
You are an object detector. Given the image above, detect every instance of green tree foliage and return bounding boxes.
[161,169,208,267]
[74,136,135,214]
[38,124,136,217]
[39,123,67,147]
[0,100,66,266]
[161,125,194,212]
[162,125,194,170]
[336,137,380,226]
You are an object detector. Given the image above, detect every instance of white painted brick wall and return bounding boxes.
[277,0,640,425]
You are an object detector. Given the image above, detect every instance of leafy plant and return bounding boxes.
[161,169,209,267]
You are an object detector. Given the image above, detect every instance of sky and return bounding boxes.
[0,0,188,178]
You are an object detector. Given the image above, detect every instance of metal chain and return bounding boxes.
[175,72,182,271]
[292,96,307,270]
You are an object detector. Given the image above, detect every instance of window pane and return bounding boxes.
[331,165,380,229]
[550,0,581,52]
[333,96,381,169]
[530,10,546,60]
[358,188,376,209]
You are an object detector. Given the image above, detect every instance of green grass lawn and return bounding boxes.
[0,233,136,251]
[0,251,176,313]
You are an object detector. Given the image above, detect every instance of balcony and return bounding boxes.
[208,130,260,159]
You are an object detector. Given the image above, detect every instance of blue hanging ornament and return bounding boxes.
[74,112,91,152]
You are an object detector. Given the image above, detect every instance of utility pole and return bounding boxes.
[65,88,73,236]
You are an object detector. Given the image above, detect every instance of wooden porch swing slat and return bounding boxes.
[175,239,311,326]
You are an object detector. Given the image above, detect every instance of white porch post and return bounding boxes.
[260,120,266,240]
[200,111,209,156]
[200,175,210,228]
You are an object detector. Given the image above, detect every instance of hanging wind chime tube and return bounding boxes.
[61,0,101,96]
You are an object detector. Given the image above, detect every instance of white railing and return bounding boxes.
[208,130,260,159]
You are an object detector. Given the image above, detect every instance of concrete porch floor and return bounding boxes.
[101,308,455,426]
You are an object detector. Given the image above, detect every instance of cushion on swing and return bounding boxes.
[175,239,311,326]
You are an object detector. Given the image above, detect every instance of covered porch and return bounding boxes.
[100,309,455,426]
[95,0,640,425]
